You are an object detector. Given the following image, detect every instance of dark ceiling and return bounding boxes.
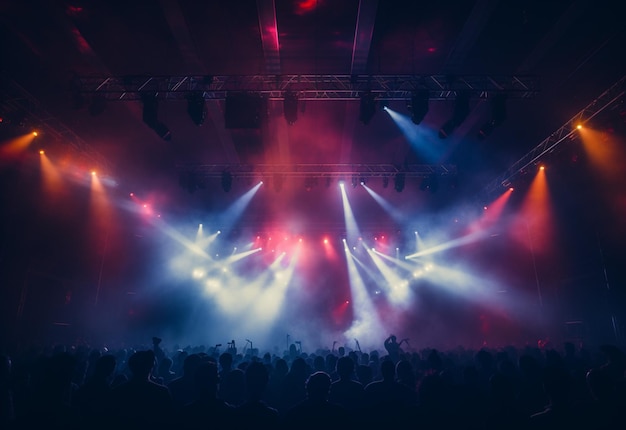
[1,0,625,212]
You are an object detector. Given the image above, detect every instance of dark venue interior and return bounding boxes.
[0,0,626,430]
[1,1,625,427]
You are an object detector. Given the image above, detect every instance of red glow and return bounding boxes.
[295,0,318,15]
[0,133,36,159]
[39,152,63,197]
[512,169,555,254]
[427,47,436,53]
[467,187,513,233]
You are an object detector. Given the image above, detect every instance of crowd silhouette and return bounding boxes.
[0,335,625,429]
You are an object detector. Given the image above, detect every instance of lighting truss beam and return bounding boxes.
[72,74,540,101]
[479,74,626,201]
[176,163,457,179]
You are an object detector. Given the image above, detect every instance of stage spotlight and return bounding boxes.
[382,176,389,188]
[359,90,377,125]
[359,175,367,186]
[351,175,358,188]
[221,171,233,192]
[141,93,172,141]
[438,91,470,139]
[394,172,405,192]
[419,173,439,193]
[283,91,299,125]
[409,90,429,125]
[187,91,207,126]
[478,93,507,139]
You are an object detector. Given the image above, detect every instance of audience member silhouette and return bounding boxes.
[328,356,365,413]
[177,360,235,426]
[234,360,280,427]
[364,357,415,425]
[74,353,116,428]
[167,352,203,412]
[156,356,176,385]
[109,349,173,427]
[263,357,286,410]
[282,371,350,428]
[280,356,309,412]
[218,351,246,406]
[384,334,409,363]
[356,363,373,387]
[528,364,578,428]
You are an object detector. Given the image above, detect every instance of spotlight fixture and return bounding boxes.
[351,175,358,188]
[478,94,507,139]
[359,90,377,125]
[438,91,470,139]
[141,93,172,141]
[187,91,207,126]
[394,173,405,192]
[283,91,299,125]
[419,173,439,193]
[221,171,233,192]
[409,90,429,125]
[382,176,389,188]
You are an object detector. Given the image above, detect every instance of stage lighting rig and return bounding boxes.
[187,91,207,126]
[283,91,299,125]
[409,90,429,125]
[478,94,507,139]
[359,90,376,125]
[438,91,470,139]
[141,93,171,141]
[394,173,405,192]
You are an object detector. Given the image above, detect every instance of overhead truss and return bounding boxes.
[176,163,457,179]
[480,74,626,201]
[74,74,540,101]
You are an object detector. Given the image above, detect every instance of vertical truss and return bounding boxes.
[479,75,626,202]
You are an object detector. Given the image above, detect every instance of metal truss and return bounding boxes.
[74,74,540,101]
[0,75,111,171]
[479,74,626,202]
[176,163,457,178]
